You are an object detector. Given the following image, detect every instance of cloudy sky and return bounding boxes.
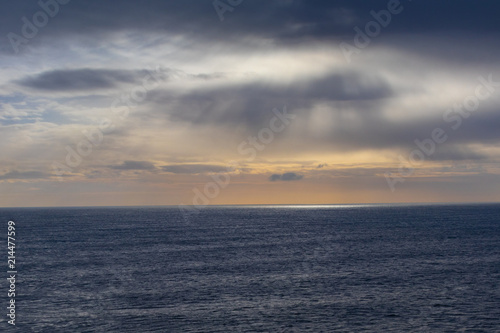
[1,0,500,207]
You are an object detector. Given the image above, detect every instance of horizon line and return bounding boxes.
[1,201,499,209]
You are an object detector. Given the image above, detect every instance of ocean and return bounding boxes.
[1,204,499,332]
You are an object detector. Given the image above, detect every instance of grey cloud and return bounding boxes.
[14,67,197,93]
[438,164,485,174]
[3,0,500,168]
[150,70,391,127]
[269,173,304,181]
[111,161,156,171]
[303,73,392,101]
[16,69,141,91]
[312,105,500,154]
[146,69,500,159]
[191,73,226,80]
[430,146,489,162]
[162,164,228,174]
[0,171,51,180]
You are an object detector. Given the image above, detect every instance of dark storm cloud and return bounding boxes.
[16,69,145,91]
[269,173,303,181]
[146,68,500,155]
[2,0,500,54]
[2,0,499,166]
[162,164,227,174]
[151,70,392,127]
[110,161,156,171]
[0,170,50,180]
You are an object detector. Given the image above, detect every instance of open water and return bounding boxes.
[1,204,499,332]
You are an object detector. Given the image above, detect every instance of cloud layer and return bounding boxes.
[1,0,500,206]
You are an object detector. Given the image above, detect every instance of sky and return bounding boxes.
[1,0,500,207]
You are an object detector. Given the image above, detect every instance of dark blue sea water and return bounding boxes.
[1,204,499,332]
